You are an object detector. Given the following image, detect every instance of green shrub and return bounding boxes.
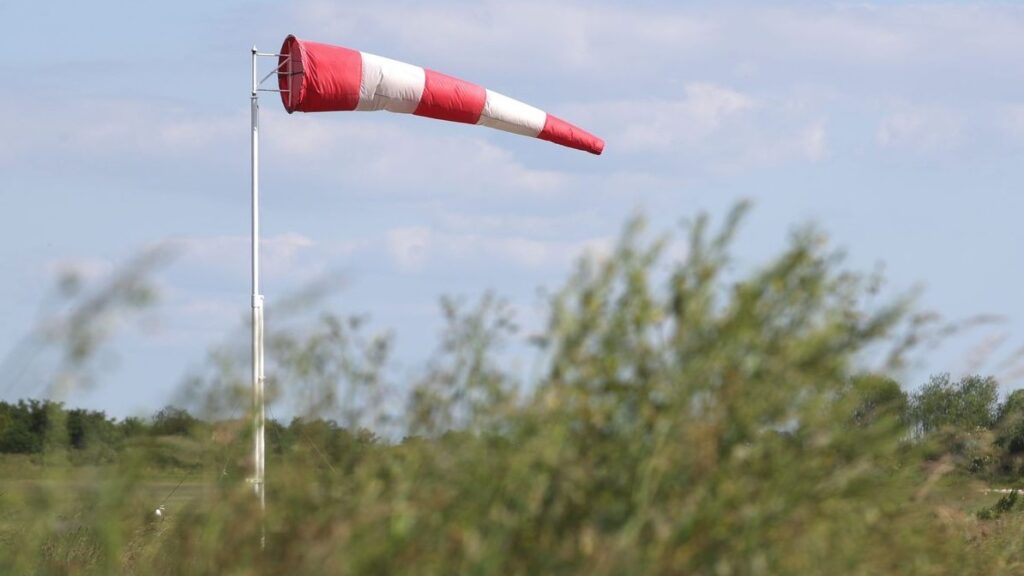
[6,208,1024,574]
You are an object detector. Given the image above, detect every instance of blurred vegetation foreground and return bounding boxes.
[4,206,1024,575]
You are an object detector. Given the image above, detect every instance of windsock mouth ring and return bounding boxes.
[278,35,307,114]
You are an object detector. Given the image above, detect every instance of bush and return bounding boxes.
[146,209,993,573]
[7,208,1024,574]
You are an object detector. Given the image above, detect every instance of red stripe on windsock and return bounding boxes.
[279,35,362,113]
[414,69,487,124]
[538,114,605,155]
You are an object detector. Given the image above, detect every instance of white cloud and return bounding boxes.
[0,98,242,163]
[262,113,572,198]
[1003,105,1024,143]
[387,227,433,272]
[293,0,712,77]
[752,120,829,165]
[799,122,828,162]
[566,83,755,154]
[289,1,1024,95]
[168,233,319,280]
[753,5,912,65]
[385,226,611,272]
[0,91,575,205]
[566,83,826,168]
[630,84,755,152]
[437,210,603,238]
[877,107,964,155]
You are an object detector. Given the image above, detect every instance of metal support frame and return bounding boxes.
[250,46,288,543]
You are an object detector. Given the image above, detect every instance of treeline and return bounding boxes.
[0,401,199,455]
[4,370,1024,479]
[0,399,379,469]
[818,371,1024,482]
[905,373,1024,478]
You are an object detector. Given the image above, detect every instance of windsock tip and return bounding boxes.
[539,114,604,156]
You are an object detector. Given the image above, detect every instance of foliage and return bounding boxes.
[150,406,199,438]
[911,373,999,435]
[978,491,1022,521]
[6,208,1024,574]
[0,400,51,454]
[997,390,1024,453]
[847,374,909,428]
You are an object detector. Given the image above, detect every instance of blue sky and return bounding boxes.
[2,1,1024,416]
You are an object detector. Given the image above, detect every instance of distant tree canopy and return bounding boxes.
[1,369,1022,475]
[911,373,999,435]
[848,374,909,428]
[0,399,381,470]
[150,406,199,437]
[0,400,48,454]
[0,400,163,456]
[66,407,119,450]
[996,389,1024,455]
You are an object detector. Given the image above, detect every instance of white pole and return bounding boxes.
[250,46,266,519]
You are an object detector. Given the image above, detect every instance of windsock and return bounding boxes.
[277,35,604,155]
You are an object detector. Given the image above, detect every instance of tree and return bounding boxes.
[150,406,198,437]
[119,416,149,438]
[848,374,909,427]
[0,401,38,454]
[66,408,119,450]
[911,373,998,435]
[996,389,1024,453]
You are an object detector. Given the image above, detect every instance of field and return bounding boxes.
[2,443,1024,574]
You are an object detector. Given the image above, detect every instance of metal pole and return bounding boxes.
[250,46,266,522]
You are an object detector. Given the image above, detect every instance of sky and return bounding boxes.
[2,0,1024,417]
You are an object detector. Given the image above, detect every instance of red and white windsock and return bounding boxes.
[277,35,604,155]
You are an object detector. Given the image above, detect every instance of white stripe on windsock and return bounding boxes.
[477,90,547,138]
[356,52,425,114]
[355,54,548,139]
